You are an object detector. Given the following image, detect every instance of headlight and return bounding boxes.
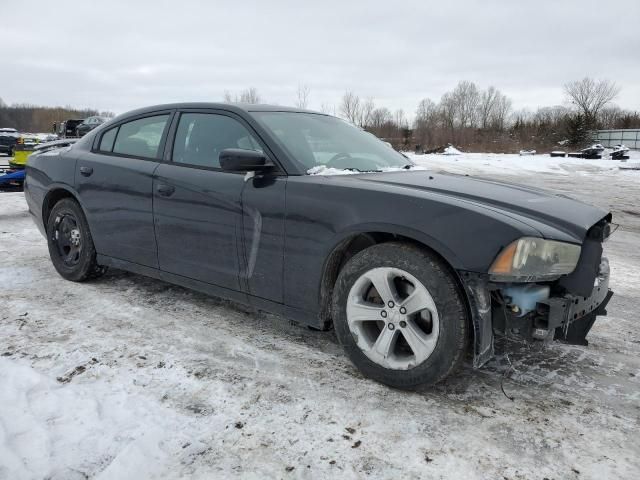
[489,237,581,281]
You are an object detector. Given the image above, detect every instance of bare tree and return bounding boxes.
[414,98,438,146]
[598,105,623,128]
[489,91,511,131]
[224,87,262,104]
[369,107,391,129]
[295,83,310,109]
[320,102,336,115]
[359,97,375,127]
[415,98,437,124]
[451,80,480,128]
[394,109,407,130]
[439,92,457,131]
[564,78,620,125]
[340,91,361,125]
[239,87,261,104]
[478,86,498,129]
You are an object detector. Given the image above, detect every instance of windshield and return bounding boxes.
[254,112,411,173]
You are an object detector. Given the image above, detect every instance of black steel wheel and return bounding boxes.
[53,213,83,266]
[46,198,107,281]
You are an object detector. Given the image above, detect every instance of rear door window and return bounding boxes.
[112,114,169,159]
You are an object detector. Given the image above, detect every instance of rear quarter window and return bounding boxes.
[98,127,118,152]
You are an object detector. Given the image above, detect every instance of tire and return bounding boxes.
[332,242,468,389]
[46,198,107,282]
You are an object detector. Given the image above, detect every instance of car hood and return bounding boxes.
[350,170,610,243]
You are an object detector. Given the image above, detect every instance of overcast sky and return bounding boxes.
[1,0,639,118]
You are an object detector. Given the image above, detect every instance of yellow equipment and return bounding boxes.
[9,136,38,168]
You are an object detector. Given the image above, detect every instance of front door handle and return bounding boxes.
[79,166,93,177]
[156,184,175,197]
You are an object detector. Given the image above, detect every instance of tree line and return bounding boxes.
[0,98,114,134]
[3,78,639,151]
[227,78,640,152]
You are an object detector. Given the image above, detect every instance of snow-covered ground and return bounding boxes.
[1,153,640,479]
[408,149,640,177]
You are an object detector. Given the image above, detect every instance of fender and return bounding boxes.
[325,221,465,271]
[41,181,88,232]
[319,222,493,367]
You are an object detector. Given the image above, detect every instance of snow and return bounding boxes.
[619,162,640,170]
[307,165,427,175]
[442,145,462,155]
[307,165,360,175]
[1,152,640,478]
[406,149,640,177]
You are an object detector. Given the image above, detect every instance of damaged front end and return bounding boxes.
[461,217,614,367]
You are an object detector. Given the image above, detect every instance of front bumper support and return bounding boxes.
[461,258,613,367]
[542,257,612,344]
[553,290,613,345]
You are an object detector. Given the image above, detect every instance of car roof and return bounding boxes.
[115,102,327,119]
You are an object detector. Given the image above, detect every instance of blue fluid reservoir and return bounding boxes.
[501,284,550,317]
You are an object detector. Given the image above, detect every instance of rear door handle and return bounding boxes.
[79,166,93,177]
[156,184,175,197]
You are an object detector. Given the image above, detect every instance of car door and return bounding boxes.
[154,110,283,295]
[76,112,172,268]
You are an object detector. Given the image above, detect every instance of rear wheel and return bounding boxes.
[332,242,468,389]
[46,198,107,281]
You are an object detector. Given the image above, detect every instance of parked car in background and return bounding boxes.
[75,116,108,137]
[56,119,85,138]
[24,103,614,389]
[0,127,19,156]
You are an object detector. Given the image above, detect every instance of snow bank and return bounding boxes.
[619,162,640,170]
[442,145,462,155]
[0,358,193,479]
[405,150,640,177]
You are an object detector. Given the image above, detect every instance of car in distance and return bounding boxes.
[75,116,108,137]
[24,103,614,389]
[0,127,19,156]
[55,118,85,138]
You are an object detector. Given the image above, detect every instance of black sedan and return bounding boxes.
[24,103,613,389]
[75,116,108,137]
[0,127,19,156]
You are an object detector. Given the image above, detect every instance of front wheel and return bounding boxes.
[46,198,107,281]
[332,242,468,389]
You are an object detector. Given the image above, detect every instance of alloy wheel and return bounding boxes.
[346,267,440,370]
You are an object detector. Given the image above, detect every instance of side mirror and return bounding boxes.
[219,148,271,172]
